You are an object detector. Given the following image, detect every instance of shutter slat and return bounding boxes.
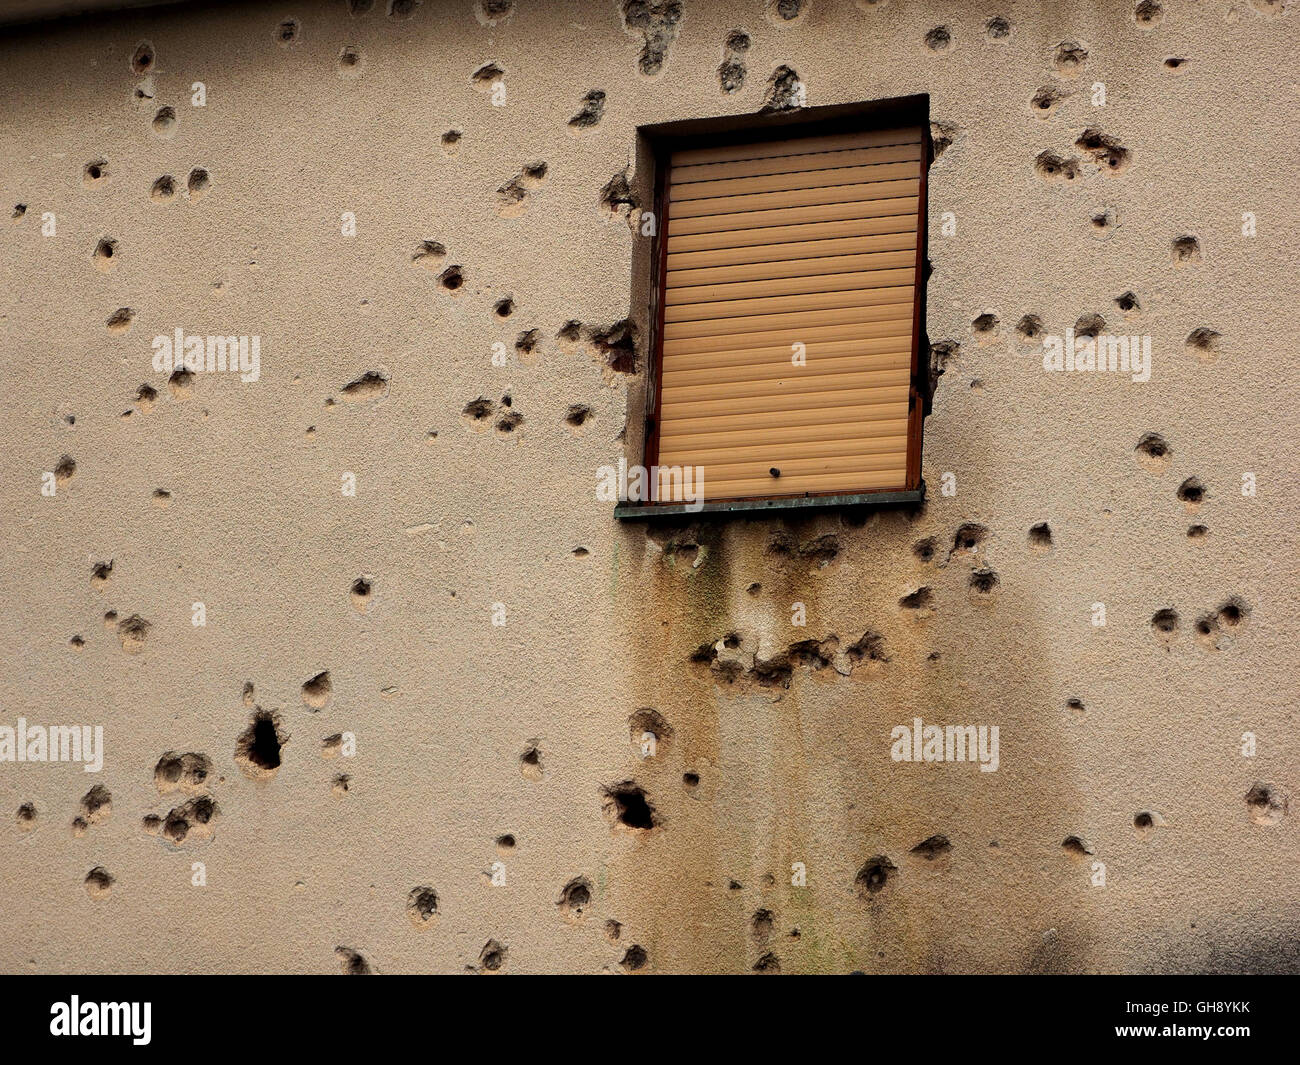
[668,198,918,236]
[667,231,916,271]
[670,179,920,219]
[671,143,922,183]
[667,214,916,253]
[666,254,917,294]
[670,126,922,166]
[651,124,922,503]
[670,160,921,201]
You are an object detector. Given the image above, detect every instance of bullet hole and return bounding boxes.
[1090,207,1117,237]
[321,733,344,758]
[911,834,951,859]
[187,168,211,200]
[682,771,700,793]
[588,319,638,374]
[349,1,373,17]
[90,560,113,587]
[972,312,998,333]
[79,785,111,826]
[339,370,389,405]
[493,297,514,319]
[719,30,750,93]
[495,409,523,435]
[619,944,648,971]
[924,26,952,53]
[336,946,371,974]
[1133,432,1171,473]
[234,710,285,780]
[558,877,593,921]
[168,367,194,398]
[770,0,802,20]
[478,940,506,972]
[496,163,548,217]
[412,240,446,270]
[69,635,85,651]
[302,671,332,710]
[926,339,958,405]
[12,203,26,220]
[604,919,622,942]
[572,546,590,558]
[1172,235,1201,263]
[388,0,420,19]
[1150,608,1179,646]
[1030,85,1063,116]
[1188,524,1209,541]
[438,265,464,293]
[337,47,364,76]
[494,833,516,855]
[85,867,114,899]
[569,90,606,129]
[621,0,683,76]
[131,42,154,74]
[753,953,781,973]
[440,129,462,155]
[116,614,150,654]
[406,886,440,928]
[929,120,958,158]
[1185,327,1222,361]
[472,62,503,88]
[1061,835,1093,856]
[1217,597,1249,630]
[799,534,840,567]
[152,106,177,138]
[147,174,176,203]
[628,707,672,752]
[1245,782,1287,826]
[746,582,762,596]
[103,611,118,628]
[154,751,211,793]
[1074,312,1105,339]
[520,743,543,781]
[763,64,803,110]
[1076,129,1130,172]
[950,522,987,559]
[847,632,889,669]
[1194,613,1222,650]
[986,16,1011,38]
[276,18,300,45]
[16,803,37,830]
[1164,56,1188,71]
[82,158,108,187]
[476,0,514,25]
[599,168,638,219]
[563,404,592,430]
[152,488,172,507]
[603,782,658,831]
[899,586,932,611]
[1134,1,1164,26]
[1054,40,1088,73]
[1028,523,1053,552]
[855,855,896,896]
[350,577,373,613]
[1066,697,1085,718]
[1115,290,1140,313]
[969,568,999,597]
[1016,315,1043,340]
[1176,477,1206,509]
[1035,150,1079,183]
[93,237,117,270]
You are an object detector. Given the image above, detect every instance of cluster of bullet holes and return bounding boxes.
[569,90,605,129]
[1151,597,1248,651]
[461,395,523,436]
[1076,129,1131,173]
[719,30,750,94]
[71,785,111,837]
[621,0,683,76]
[495,162,548,218]
[763,65,803,111]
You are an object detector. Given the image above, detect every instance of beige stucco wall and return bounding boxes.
[1,0,1297,974]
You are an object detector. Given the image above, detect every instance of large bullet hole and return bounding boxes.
[406,886,440,927]
[1061,835,1093,856]
[620,944,648,971]
[603,782,658,831]
[235,711,284,780]
[855,855,897,896]
[558,876,592,920]
[479,939,506,972]
[1016,314,1043,340]
[899,587,933,611]
[1150,608,1179,642]
[1028,523,1053,551]
[1176,477,1206,508]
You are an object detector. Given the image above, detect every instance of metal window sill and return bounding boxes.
[614,484,925,521]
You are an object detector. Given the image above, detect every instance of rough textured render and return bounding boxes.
[1,0,1297,975]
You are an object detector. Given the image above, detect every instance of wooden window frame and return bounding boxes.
[616,95,930,520]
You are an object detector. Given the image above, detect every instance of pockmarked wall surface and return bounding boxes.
[1,0,1297,974]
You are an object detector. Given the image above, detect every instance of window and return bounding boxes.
[620,100,930,517]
